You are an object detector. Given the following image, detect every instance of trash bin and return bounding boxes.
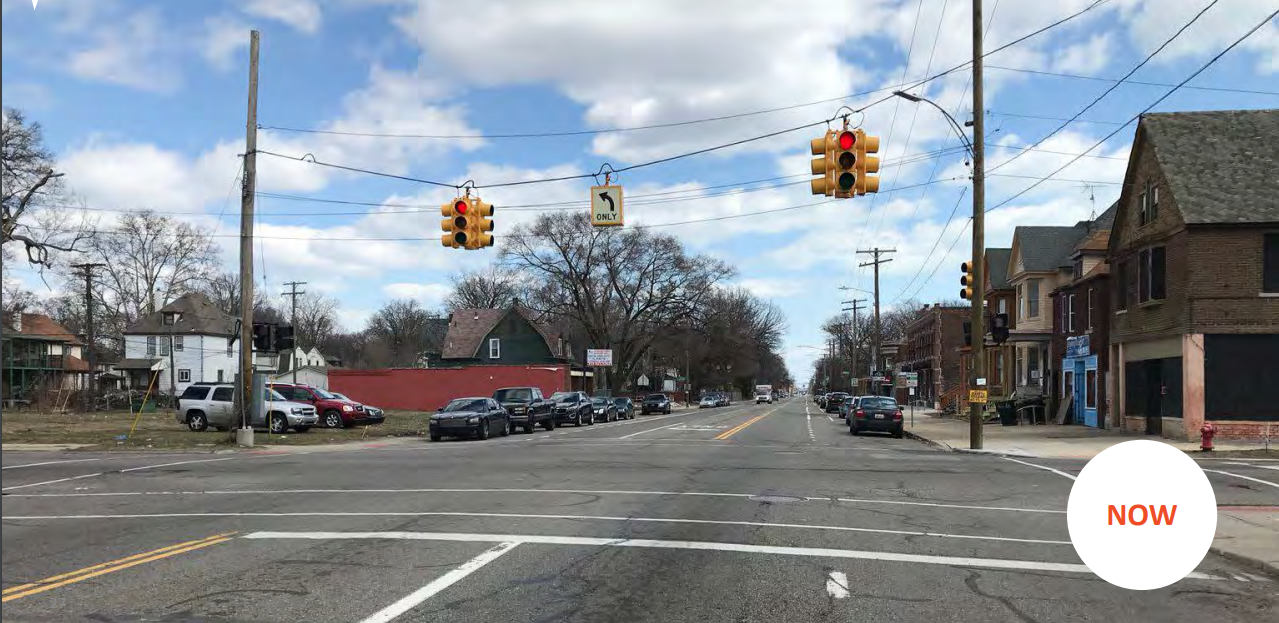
[996,400,1017,426]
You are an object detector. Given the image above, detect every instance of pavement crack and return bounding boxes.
[962,570,1040,623]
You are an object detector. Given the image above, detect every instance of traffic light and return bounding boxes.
[469,197,494,249]
[963,321,973,347]
[960,260,975,300]
[990,313,1010,344]
[251,322,273,351]
[273,325,295,353]
[809,130,836,196]
[441,198,469,249]
[834,129,858,197]
[854,129,881,195]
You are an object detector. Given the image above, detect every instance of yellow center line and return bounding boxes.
[715,413,771,440]
[2,532,236,602]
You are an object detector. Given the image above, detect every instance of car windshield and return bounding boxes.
[263,389,287,401]
[312,387,338,399]
[442,399,488,413]
[613,398,628,405]
[591,397,610,405]
[646,394,666,400]
[860,397,897,409]
[549,393,576,402]
[330,392,349,401]
[495,388,533,402]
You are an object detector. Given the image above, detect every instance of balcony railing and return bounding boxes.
[3,354,64,369]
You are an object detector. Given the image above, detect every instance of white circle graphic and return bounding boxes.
[1067,440,1217,590]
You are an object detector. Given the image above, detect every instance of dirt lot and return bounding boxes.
[0,408,430,451]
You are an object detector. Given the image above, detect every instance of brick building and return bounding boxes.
[899,304,967,409]
[1051,215,1113,428]
[1109,109,1279,440]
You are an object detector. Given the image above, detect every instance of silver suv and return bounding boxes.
[175,383,319,434]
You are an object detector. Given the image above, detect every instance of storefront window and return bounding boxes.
[1086,369,1097,408]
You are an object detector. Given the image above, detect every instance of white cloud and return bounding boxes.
[202,16,250,71]
[1053,33,1113,75]
[66,9,178,92]
[1113,0,1279,74]
[383,282,451,306]
[735,278,806,299]
[242,0,322,33]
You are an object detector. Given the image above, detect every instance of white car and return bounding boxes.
[175,383,319,434]
[699,396,718,409]
[755,393,773,404]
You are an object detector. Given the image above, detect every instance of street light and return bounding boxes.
[891,91,974,159]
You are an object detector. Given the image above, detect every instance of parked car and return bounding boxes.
[176,383,317,434]
[493,386,555,433]
[699,395,718,409]
[642,393,672,415]
[269,382,382,429]
[549,391,594,426]
[613,397,635,420]
[330,392,386,422]
[591,396,618,422]
[429,397,510,441]
[839,396,861,419]
[824,392,848,414]
[849,396,904,438]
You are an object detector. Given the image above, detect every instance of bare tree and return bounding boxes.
[1,109,91,266]
[366,298,441,367]
[503,213,734,391]
[2,274,39,317]
[294,291,339,348]
[445,264,525,312]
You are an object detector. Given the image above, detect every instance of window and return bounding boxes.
[998,298,1007,315]
[1068,294,1076,332]
[489,338,500,359]
[1028,279,1041,318]
[1086,369,1098,409]
[160,337,170,356]
[1028,347,1040,381]
[1139,181,1159,226]
[1139,246,1166,302]
[227,339,234,356]
[1087,288,1095,330]
[211,387,234,402]
[180,385,208,400]
[146,336,156,356]
[995,351,1004,383]
[1016,348,1024,385]
[173,336,184,352]
[178,369,191,383]
[217,369,224,383]
[1073,259,1083,280]
[1264,233,1279,293]
[1017,285,1025,320]
[163,313,176,326]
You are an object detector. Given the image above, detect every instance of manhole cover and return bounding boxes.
[750,494,807,504]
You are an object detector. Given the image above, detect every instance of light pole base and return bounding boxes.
[236,427,255,447]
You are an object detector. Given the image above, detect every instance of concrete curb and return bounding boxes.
[1209,546,1279,578]
[904,430,1041,458]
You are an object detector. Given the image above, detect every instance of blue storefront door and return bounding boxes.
[1073,360,1087,426]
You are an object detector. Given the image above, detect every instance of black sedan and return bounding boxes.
[849,396,904,438]
[824,392,849,414]
[641,394,672,415]
[549,391,594,427]
[613,397,635,420]
[590,397,618,422]
[429,397,510,441]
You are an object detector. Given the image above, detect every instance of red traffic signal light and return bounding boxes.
[454,200,468,214]
[838,130,855,150]
[835,130,857,195]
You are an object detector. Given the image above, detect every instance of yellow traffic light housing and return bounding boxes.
[809,130,836,196]
[854,129,881,195]
[960,260,975,300]
[441,198,469,248]
[470,197,495,249]
[834,129,857,198]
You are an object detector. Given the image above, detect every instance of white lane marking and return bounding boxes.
[4,487,1066,514]
[1003,457,1078,481]
[1202,469,1279,489]
[619,420,698,439]
[826,571,850,599]
[1241,572,1271,582]
[358,541,518,623]
[806,410,816,443]
[3,511,1072,545]
[244,531,1144,576]
[2,458,102,470]
[119,457,237,472]
[1,473,104,491]
[826,415,835,423]
[1224,461,1279,472]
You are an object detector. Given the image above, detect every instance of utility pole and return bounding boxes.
[857,248,896,394]
[842,299,865,391]
[71,263,105,412]
[281,281,306,383]
[970,0,987,450]
[236,29,260,445]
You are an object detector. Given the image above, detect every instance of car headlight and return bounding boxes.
[467,416,480,424]
[291,407,303,414]
[342,404,353,412]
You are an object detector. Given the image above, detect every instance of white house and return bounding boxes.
[272,346,333,390]
[120,292,276,396]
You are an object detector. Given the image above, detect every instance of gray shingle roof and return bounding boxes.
[441,307,560,360]
[1142,109,1279,224]
[1014,226,1087,272]
[123,292,236,336]
[985,248,1012,289]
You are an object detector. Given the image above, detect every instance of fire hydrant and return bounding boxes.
[1200,422,1216,452]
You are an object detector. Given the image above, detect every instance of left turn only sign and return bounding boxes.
[591,185,623,227]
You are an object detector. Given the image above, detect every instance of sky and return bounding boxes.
[3,0,1278,382]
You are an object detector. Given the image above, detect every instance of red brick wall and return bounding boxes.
[331,365,572,412]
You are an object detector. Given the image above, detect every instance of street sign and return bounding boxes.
[969,389,988,404]
[637,374,650,386]
[909,387,916,396]
[590,185,624,227]
[586,349,613,367]
[897,372,918,388]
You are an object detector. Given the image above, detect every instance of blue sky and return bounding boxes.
[3,0,1278,380]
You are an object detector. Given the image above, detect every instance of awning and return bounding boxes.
[115,358,162,370]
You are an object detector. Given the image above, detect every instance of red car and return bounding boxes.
[268,383,384,429]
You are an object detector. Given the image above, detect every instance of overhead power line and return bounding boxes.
[986,65,1279,97]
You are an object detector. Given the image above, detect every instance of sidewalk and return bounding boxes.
[902,410,1272,459]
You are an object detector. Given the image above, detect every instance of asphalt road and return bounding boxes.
[3,397,1277,622]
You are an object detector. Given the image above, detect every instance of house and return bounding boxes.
[279,346,329,372]
[1,312,89,402]
[899,304,967,409]
[1108,109,1279,440]
[1050,206,1115,428]
[120,292,277,395]
[440,307,571,366]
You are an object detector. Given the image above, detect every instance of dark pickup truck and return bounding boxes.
[492,386,555,433]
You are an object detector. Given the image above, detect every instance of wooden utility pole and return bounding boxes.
[281,281,306,383]
[971,0,987,450]
[236,29,260,443]
[857,248,895,393]
[71,262,105,412]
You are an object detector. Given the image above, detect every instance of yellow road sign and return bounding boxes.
[591,185,623,227]
[969,389,988,404]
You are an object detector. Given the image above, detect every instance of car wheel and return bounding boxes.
[575,413,583,427]
[524,422,535,433]
[323,410,344,429]
[893,427,904,439]
[501,420,511,436]
[186,411,208,432]
[479,420,491,440]
[269,413,288,434]
[850,425,859,436]
[429,431,442,441]
[294,426,311,433]
[543,418,555,431]
[587,413,595,425]
[666,407,671,414]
